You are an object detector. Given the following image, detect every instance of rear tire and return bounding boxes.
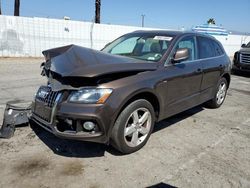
[111,99,155,154]
[205,77,228,108]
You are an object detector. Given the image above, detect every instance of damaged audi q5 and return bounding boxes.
[31,30,231,153]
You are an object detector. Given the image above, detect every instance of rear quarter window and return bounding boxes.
[212,40,224,56]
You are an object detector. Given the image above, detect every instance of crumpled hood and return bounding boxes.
[42,44,157,78]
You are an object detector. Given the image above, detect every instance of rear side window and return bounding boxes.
[198,37,215,59]
[198,37,224,59]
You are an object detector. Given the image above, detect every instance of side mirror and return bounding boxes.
[172,48,189,63]
[241,44,246,48]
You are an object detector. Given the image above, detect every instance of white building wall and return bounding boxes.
[0,15,249,57]
[214,35,250,57]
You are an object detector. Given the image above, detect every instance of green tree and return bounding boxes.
[14,0,20,16]
[207,18,216,25]
[95,0,101,23]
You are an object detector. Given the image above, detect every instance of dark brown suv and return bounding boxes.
[31,30,231,153]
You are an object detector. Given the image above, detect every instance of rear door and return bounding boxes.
[162,35,203,118]
[197,36,225,101]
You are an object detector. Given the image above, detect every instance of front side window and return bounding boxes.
[173,36,197,63]
[102,34,174,62]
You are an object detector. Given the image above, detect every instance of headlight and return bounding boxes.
[69,88,113,104]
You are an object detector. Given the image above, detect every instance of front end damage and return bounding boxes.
[1,44,157,141]
[30,85,106,143]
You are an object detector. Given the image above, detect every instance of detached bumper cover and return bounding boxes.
[0,100,31,139]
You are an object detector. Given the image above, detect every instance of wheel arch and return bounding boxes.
[222,73,230,88]
[121,91,161,119]
[108,89,161,139]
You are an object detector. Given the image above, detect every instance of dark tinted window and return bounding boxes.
[198,37,215,58]
[212,40,224,56]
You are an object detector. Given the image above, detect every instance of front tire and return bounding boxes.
[111,99,155,154]
[206,77,228,108]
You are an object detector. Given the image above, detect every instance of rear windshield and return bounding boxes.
[102,33,175,62]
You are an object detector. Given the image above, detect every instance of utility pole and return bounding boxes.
[141,14,145,27]
[14,0,20,16]
[95,0,101,23]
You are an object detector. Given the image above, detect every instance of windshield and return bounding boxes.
[247,42,250,48]
[102,33,174,62]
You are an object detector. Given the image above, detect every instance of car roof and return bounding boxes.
[132,30,185,36]
[132,30,216,39]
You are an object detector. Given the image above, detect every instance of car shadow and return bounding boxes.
[30,105,204,158]
[146,182,178,188]
[153,105,204,133]
[30,123,119,158]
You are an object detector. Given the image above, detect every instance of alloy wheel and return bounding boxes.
[216,81,227,105]
[124,108,152,147]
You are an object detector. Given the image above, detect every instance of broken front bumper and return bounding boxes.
[31,114,105,143]
[31,87,109,143]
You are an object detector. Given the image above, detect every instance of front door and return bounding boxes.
[162,35,203,118]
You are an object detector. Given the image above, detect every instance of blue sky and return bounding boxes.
[1,0,250,33]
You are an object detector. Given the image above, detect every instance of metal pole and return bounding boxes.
[0,0,2,15]
[141,14,145,27]
[14,0,20,16]
[95,0,101,23]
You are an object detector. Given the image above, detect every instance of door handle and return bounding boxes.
[219,64,225,69]
[196,68,202,73]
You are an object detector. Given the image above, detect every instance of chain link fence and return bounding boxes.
[0,15,249,57]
